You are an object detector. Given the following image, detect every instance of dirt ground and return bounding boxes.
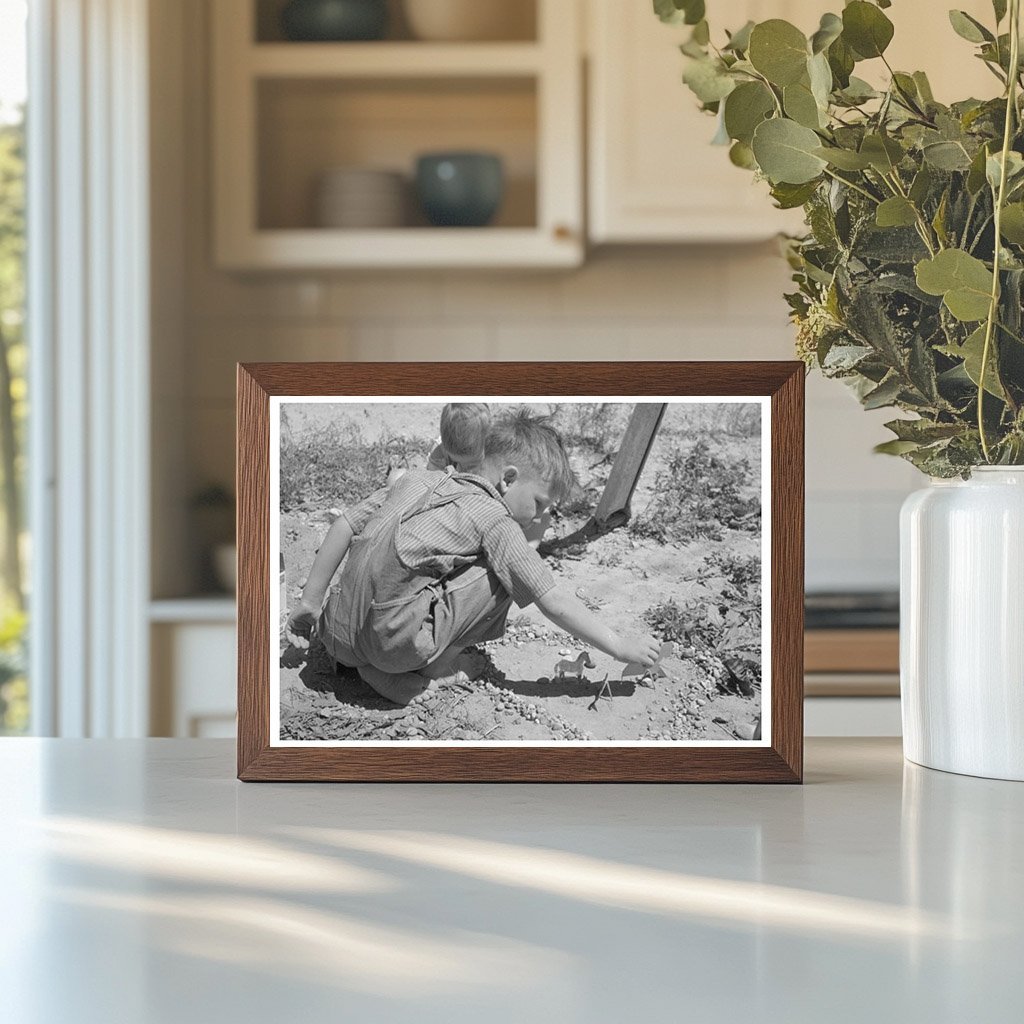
[277,403,763,744]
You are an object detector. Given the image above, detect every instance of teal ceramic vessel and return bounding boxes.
[281,0,388,41]
[415,152,505,227]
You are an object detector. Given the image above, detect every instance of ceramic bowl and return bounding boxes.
[415,152,504,227]
[403,0,534,42]
[281,0,388,42]
[315,168,407,228]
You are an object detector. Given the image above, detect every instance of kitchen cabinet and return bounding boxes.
[211,0,583,269]
[586,0,999,244]
[150,601,237,737]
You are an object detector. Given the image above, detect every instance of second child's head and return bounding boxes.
[484,409,576,527]
[440,403,491,472]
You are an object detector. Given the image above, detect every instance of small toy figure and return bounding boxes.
[621,641,675,686]
[554,651,597,679]
[588,675,614,711]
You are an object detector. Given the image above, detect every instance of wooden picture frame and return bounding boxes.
[238,362,804,782]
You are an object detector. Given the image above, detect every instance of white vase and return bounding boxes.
[900,467,1024,781]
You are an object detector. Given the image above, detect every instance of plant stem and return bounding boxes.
[979,0,1021,462]
[822,167,880,205]
[884,170,939,255]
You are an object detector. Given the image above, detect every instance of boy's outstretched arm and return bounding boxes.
[285,516,354,649]
[536,583,660,666]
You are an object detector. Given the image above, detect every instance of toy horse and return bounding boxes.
[554,651,597,679]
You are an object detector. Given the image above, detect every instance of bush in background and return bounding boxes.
[630,437,760,543]
[280,421,433,511]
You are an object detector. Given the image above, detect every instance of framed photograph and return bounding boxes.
[237,362,803,782]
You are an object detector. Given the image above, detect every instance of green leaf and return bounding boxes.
[810,12,843,54]
[836,76,879,105]
[967,144,991,194]
[723,81,775,144]
[939,325,1006,398]
[653,0,705,26]
[770,180,820,209]
[842,1,895,59]
[1000,203,1024,245]
[751,118,828,184]
[691,19,710,45]
[932,190,950,247]
[683,57,736,104]
[827,36,855,89]
[948,10,994,44]
[993,0,1008,24]
[724,20,755,53]
[875,439,922,455]
[986,150,1024,191]
[808,51,833,110]
[784,80,824,129]
[909,164,933,205]
[862,374,903,409]
[814,146,872,170]
[913,71,935,104]
[711,109,731,145]
[860,133,904,173]
[748,20,809,87]
[729,140,757,169]
[915,249,994,322]
[884,418,963,443]
[876,197,918,228]
[922,140,973,171]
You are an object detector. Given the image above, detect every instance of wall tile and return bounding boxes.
[185,402,236,492]
[186,324,354,402]
[325,274,445,320]
[558,251,726,320]
[493,322,627,361]
[187,269,327,321]
[441,272,561,320]
[388,323,497,361]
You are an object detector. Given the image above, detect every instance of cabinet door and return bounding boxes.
[588,0,995,244]
[588,0,813,242]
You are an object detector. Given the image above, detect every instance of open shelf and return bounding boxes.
[213,0,581,268]
[254,0,538,44]
[249,41,544,77]
[257,76,538,232]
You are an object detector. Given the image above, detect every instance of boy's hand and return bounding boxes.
[613,634,661,667]
[285,602,319,650]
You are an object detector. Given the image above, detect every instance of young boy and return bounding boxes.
[426,402,491,474]
[286,409,660,706]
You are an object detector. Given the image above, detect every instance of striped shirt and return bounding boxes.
[344,471,555,608]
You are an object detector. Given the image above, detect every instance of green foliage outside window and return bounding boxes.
[0,110,27,733]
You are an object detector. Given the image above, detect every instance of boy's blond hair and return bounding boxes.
[440,403,491,466]
[484,408,577,503]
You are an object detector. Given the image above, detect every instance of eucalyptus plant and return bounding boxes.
[657,0,1024,475]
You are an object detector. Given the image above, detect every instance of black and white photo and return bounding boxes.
[271,397,770,747]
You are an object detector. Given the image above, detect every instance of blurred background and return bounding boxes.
[0,0,998,739]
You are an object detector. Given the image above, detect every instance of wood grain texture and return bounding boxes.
[236,361,805,783]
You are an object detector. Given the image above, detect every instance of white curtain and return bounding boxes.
[28,0,150,736]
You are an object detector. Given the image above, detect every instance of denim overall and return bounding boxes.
[317,471,513,674]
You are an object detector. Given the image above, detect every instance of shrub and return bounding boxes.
[551,403,630,457]
[630,437,760,543]
[280,422,433,511]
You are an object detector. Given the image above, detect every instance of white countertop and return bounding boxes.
[1,738,1020,1023]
